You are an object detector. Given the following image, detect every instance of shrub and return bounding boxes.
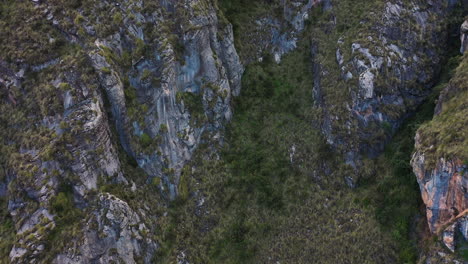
[124,86,137,104]
[59,82,71,91]
[74,14,84,25]
[140,133,152,148]
[112,13,123,25]
[141,69,152,81]
[59,121,68,130]
[178,174,189,200]
[51,192,72,214]
[160,124,168,133]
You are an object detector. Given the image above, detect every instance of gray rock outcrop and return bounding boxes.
[314,0,462,168]
[0,0,243,262]
[461,20,468,53]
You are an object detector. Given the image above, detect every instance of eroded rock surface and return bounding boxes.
[412,155,468,234]
[412,19,468,254]
[461,20,468,53]
[53,193,157,264]
[234,0,331,63]
[82,0,243,198]
[0,0,243,262]
[306,1,466,191]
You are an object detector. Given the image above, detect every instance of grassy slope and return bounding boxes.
[0,0,68,260]
[417,53,468,168]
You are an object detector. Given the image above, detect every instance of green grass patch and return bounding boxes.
[416,54,468,168]
[0,198,15,263]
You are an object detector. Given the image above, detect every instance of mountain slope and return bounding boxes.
[0,0,467,263]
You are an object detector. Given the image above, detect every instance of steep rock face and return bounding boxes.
[0,0,242,262]
[412,155,467,235]
[75,0,243,198]
[0,54,141,263]
[230,0,331,63]
[412,26,468,252]
[54,193,157,264]
[461,20,468,53]
[312,0,463,173]
[269,0,332,62]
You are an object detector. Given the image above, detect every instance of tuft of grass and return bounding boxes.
[140,133,152,148]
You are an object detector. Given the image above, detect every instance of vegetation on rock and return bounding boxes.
[0,0,466,263]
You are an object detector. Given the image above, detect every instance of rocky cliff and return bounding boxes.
[0,0,467,263]
[461,20,468,53]
[412,21,468,254]
[222,0,331,63]
[224,0,462,172]
[0,0,242,262]
[81,0,243,198]
[311,0,463,171]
